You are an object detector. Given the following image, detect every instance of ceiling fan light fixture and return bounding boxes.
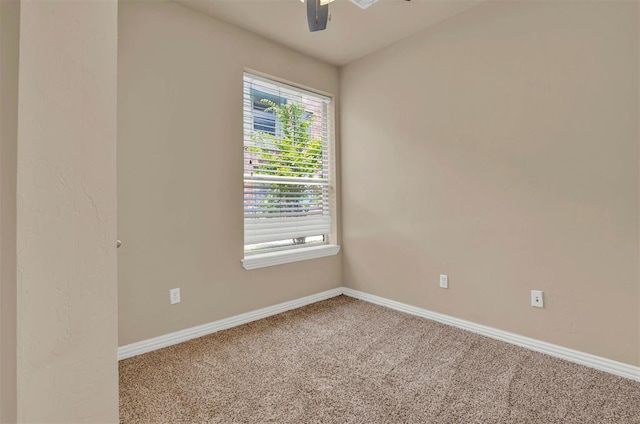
[349,0,380,9]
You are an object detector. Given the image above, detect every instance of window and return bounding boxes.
[251,89,283,136]
[242,73,339,269]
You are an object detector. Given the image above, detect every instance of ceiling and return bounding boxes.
[174,0,483,66]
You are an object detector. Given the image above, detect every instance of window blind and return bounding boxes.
[243,73,333,249]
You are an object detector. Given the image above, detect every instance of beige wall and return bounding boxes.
[0,0,19,421]
[341,1,640,366]
[16,0,119,421]
[117,1,341,346]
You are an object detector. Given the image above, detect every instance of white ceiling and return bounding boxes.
[174,0,483,66]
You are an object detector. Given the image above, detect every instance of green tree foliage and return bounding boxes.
[247,99,323,178]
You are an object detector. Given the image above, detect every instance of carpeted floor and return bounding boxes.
[119,295,640,423]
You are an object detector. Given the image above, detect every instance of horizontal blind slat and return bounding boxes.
[244,216,331,245]
[244,75,332,102]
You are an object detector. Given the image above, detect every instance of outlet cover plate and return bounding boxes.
[170,288,181,305]
[439,274,449,289]
[531,290,544,308]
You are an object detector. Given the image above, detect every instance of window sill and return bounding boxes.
[242,244,341,270]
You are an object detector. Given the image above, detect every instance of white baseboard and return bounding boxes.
[117,287,343,360]
[342,287,640,382]
[118,286,640,382]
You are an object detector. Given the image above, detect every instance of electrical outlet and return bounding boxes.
[531,290,544,308]
[170,288,181,305]
[439,274,449,289]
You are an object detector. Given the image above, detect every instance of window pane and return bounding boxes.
[243,73,332,253]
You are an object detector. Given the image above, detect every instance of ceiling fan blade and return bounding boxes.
[306,0,330,32]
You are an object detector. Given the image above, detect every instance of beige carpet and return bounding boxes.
[119,295,640,423]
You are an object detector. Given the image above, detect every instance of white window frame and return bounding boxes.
[241,71,339,270]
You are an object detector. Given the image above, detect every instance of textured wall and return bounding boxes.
[16,0,119,421]
[0,0,19,421]
[341,1,640,366]
[117,1,341,346]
